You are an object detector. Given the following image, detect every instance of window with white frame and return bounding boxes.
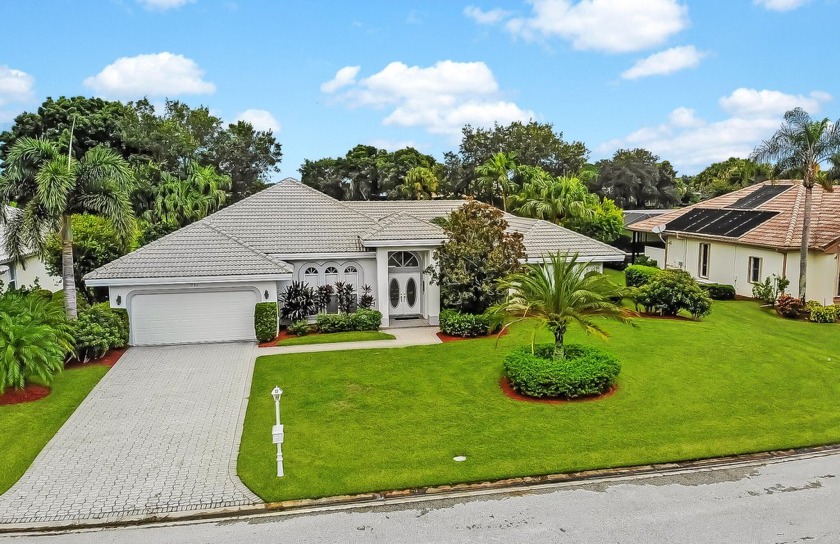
[7,263,16,290]
[698,243,710,279]
[343,265,358,288]
[324,266,339,285]
[388,251,420,268]
[303,266,319,286]
[748,257,762,283]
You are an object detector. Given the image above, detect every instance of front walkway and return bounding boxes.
[258,326,441,355]
[0,343,260,524]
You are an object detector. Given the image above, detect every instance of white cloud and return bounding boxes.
[83,52,215,98]
[137,0,196,10]
[463,5,512,25]
[753,0,808,11]
[0,66,34,106]
[324,60,534,138]
[505,0,689,53]
[621,45,706,80]
[235,109,280,133]
[321,66,361,93]
[599,88,832,174]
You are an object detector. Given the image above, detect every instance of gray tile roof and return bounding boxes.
[346,200,465,222]
[362,212,445,242]
[504,215,625,261]
[84,222,292,280]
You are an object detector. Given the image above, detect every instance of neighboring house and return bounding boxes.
[0,206,62,292]
[85,178,624,346]
[628,181,840,303]
[617,209,670,263]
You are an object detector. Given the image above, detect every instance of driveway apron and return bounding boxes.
[0,343,260,524]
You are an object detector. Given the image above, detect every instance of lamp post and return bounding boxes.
[271,386,284,477]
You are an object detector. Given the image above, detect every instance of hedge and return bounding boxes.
[439,309,501,338]
[503,344,620,399]
[700,283,736,300]
[624,265,660,288]
[315,309,383,333]
[254,302,278,342]
[73,303,129,361]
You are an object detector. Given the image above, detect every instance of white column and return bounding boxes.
[426,249,440,326]
[376,247,390,325]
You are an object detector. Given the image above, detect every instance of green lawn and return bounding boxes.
[276,331,395,347]
[239,300,840,502]
[0,364,109,494]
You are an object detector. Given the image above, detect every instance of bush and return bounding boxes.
[335,282,356,313]
[280,281,317,321]
[700,283,736,300]
[358,285,375,309]
[636,269,712,319]
[288,320,310,336]
[254,302,278,342]
[775,294,804,319]
[806,302,838,323]
[503,344,620,399]
[316,285,334,313]
[315,309,383,333]
[752,275,790,306]
[352,308,382,330]
[73,303,130,360]
[624,265,660,288]
[439,309,500,337]
[634,254,658,268]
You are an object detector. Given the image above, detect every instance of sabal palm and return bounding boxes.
[752,108,840,299]
[476,152,518,211]
[0,138,135,318]
[509,172,595,224]
[494,252,633,360]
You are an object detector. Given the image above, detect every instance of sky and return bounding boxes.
[1,0,838,177]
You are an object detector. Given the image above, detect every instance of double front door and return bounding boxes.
[389,272,422,316]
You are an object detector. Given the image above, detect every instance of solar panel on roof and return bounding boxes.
[665,208,777,238]
[726,184,790,210]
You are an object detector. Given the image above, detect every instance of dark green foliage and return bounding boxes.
[701,283,736,300]
[254,302,278,343]
[776,294,804,318]
[752,275,790,306]
[624,264,660,288]
[288,320,310,336]
[636,270,713,319]
[73,303,130,361]
[503,344,620,399]
[280,282,317,321]
[634,254,658,267]
[334,282,356,314]
[439,310,500,337]
[590,148,681,209]
[316,285,334,313]
[358,285,375,309]
[351,309,383,331]
[315,309,382,333]
[428,200,525,314]
[691,157,772,199]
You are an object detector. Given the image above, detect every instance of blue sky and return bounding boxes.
[1,0,838,176]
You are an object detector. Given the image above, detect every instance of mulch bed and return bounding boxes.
[0,384,51,406]
[64,347,127,370]
[499,376,618,405]
[436,328,509,343]
[259,329,319,347]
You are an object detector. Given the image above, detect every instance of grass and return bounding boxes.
[0,364,109,494]
[276,331,395,347]
[238,298,840,503]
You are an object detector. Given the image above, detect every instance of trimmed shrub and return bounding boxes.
[352,308,382,331]
[634,254,658,268]
[254,302,278,342]
[503,344,620,399]
[636,269,712,319]
[701,283,736,300]
[315,309,383,333]
[288,319,310,336]
[624,264,660,288]
[73,303,130,360]
[439,309,499,337]
[280,281,317,321]
[775,294,804,319]
[806,302,838,323]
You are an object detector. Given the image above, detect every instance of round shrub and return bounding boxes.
[806,302,838,323]
[503,344,620,399]
[701,283,735,300]
[775,294,804,318]
[636,269,712,319]
[624,264,660,288]
[439,309,501,337]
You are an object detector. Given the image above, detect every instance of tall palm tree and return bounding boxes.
[751,108,840,300]
[0,137,135,319]
[508,171,595,224]
[475,152,518,211]
[493,252,633,360]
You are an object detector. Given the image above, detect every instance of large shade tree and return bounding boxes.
[751,108,840,300]
[0,137,135,318]
[591,148,681,209]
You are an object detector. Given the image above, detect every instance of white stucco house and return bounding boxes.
[85,178,624,346]
[1,206,62,292]
[629,181,840,304]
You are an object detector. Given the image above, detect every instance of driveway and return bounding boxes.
[0,343,260,524]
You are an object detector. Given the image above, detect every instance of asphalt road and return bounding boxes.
[2,451,839,543]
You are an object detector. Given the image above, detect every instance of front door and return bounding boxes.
[389,272,422,316]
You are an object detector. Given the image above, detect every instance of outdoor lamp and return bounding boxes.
[271,386,285,477]
[115,295,122,306]
[264,290,270,300]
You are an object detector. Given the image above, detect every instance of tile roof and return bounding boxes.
[346,200,465,222]
[361,212,445,242]
[628,181,840,251]
[504,215,625,261]
[623,209,670,227]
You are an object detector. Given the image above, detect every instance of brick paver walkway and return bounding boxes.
[0,343,260,524]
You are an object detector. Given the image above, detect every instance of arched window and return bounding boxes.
[324,266,339,285]
[388,251,420,269]
[344,265,358,288]
[303,266,319,287]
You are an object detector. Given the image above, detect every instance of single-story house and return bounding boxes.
[85,178,624,346]
[617,209,670,263]
[628,181,840,303]
[1,206,62,292]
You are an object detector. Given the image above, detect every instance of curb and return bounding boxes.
[2,443,839,534]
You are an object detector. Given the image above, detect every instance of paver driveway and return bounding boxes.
[0,343,261,524]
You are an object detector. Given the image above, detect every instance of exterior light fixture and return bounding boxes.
[271,386,285,477]
[264,290,270,300]
[115,295,122,306]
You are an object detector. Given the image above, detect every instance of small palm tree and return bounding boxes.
[494,252,633,359]
[0,138,135,319]
[476,152,518,211]
[508,170,595,223]
[752,108,840,300]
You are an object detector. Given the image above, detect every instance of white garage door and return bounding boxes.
[130,289,260,345]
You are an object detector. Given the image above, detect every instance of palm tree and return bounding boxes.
[508,170,595,224]
[493,252,633,360]
[144,161,231,227]
[0,137,135,319]
[475,152,518,211]
[751,108,840,300]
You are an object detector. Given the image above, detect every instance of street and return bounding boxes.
[2,451,838,543]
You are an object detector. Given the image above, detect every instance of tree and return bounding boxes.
[398,166,439,199]
[692,157,773,199]
[591,148,681,209]
[427,200,525,314]
[142,161,231,227]
[494,252,632,359]
[475,152,518,210]
[0,138,135,319]
[752,108,840,300]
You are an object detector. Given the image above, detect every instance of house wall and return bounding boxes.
[284,256,378,301]
[1,256,62,291]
